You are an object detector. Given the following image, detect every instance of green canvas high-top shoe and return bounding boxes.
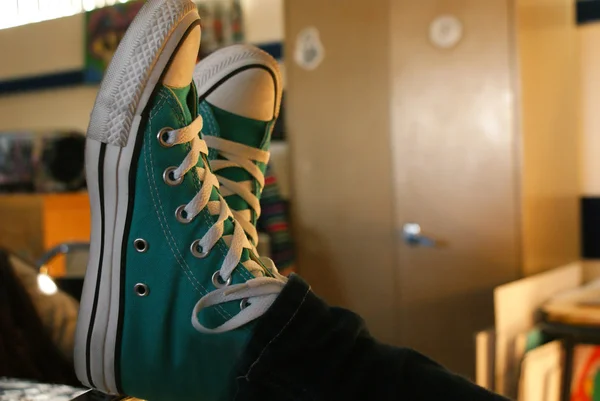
[192,45,282,248]
[74,2,286,401]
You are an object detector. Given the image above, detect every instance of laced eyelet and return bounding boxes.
[240,298,251,310]
[163,166,183,186]
[212,271,232,288]
[190,240,210,259]
[175,205,193,224]
[157,127,174,147]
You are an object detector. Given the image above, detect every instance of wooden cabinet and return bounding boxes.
[0,192,90,276]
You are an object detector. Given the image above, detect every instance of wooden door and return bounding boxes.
[390,0,521,377]
[284,0,398,344]
[285,0,522,378]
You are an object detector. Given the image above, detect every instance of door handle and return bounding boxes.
[402,223,436,247]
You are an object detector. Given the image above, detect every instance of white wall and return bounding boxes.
[0,13,95,132]
[0,14,84,81]
[240,0,283,44]
[580,23,600,197]
[0,1,284,133]
[0,86,98,132]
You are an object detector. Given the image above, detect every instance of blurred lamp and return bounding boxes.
[37,265,58,295]
[36,242,90,295]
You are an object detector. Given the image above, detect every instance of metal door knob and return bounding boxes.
[403,223,436,247]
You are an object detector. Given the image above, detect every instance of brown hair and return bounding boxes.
[0,249,78,385]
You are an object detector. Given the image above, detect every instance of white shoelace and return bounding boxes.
[202,134,270,247]
[162,115,286,334]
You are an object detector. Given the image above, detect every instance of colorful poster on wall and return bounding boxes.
[84,1,246,82]
[197,0,245,60]
[571,345,600,401]
[84,1,145,83]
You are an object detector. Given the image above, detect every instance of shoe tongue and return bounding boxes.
[208,102,269,148]
[201,101,270,217]
[160,85,254,265]
[166,85,193,124]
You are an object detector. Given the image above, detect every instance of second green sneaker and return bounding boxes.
[74,2,285,401]
[193,45,283,248]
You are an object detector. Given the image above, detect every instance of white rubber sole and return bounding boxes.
[74,0,200,395]
[193,44,283,118]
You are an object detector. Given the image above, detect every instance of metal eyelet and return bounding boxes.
[190,240,210,259]
[134,283,150,297]
[175,205,193,224]
[157,127,174,147]
[163,166,183,186]
[240,298,251,310]
[133,238,148,253]
[212,271,232,288]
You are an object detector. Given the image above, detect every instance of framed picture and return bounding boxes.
[84,1,145,83]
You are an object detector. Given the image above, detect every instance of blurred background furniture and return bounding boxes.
[285,0,580,378]
[478,263,600,400]
[0,193,90,277]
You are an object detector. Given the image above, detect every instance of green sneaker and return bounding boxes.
[74,2,285,401]
[192,45,283,248]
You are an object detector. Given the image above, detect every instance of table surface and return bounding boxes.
[540,311,600,344]
[0,378,86,401]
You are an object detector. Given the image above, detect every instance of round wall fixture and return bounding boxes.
[429,15,463,49]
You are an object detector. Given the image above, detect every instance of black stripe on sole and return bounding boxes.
[85,142,107,388]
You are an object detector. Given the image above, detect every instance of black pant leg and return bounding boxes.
[233,275,509,401]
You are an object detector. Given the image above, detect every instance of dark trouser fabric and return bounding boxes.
[233,274,509,401]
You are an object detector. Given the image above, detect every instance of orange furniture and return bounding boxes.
[0,192,90,276]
